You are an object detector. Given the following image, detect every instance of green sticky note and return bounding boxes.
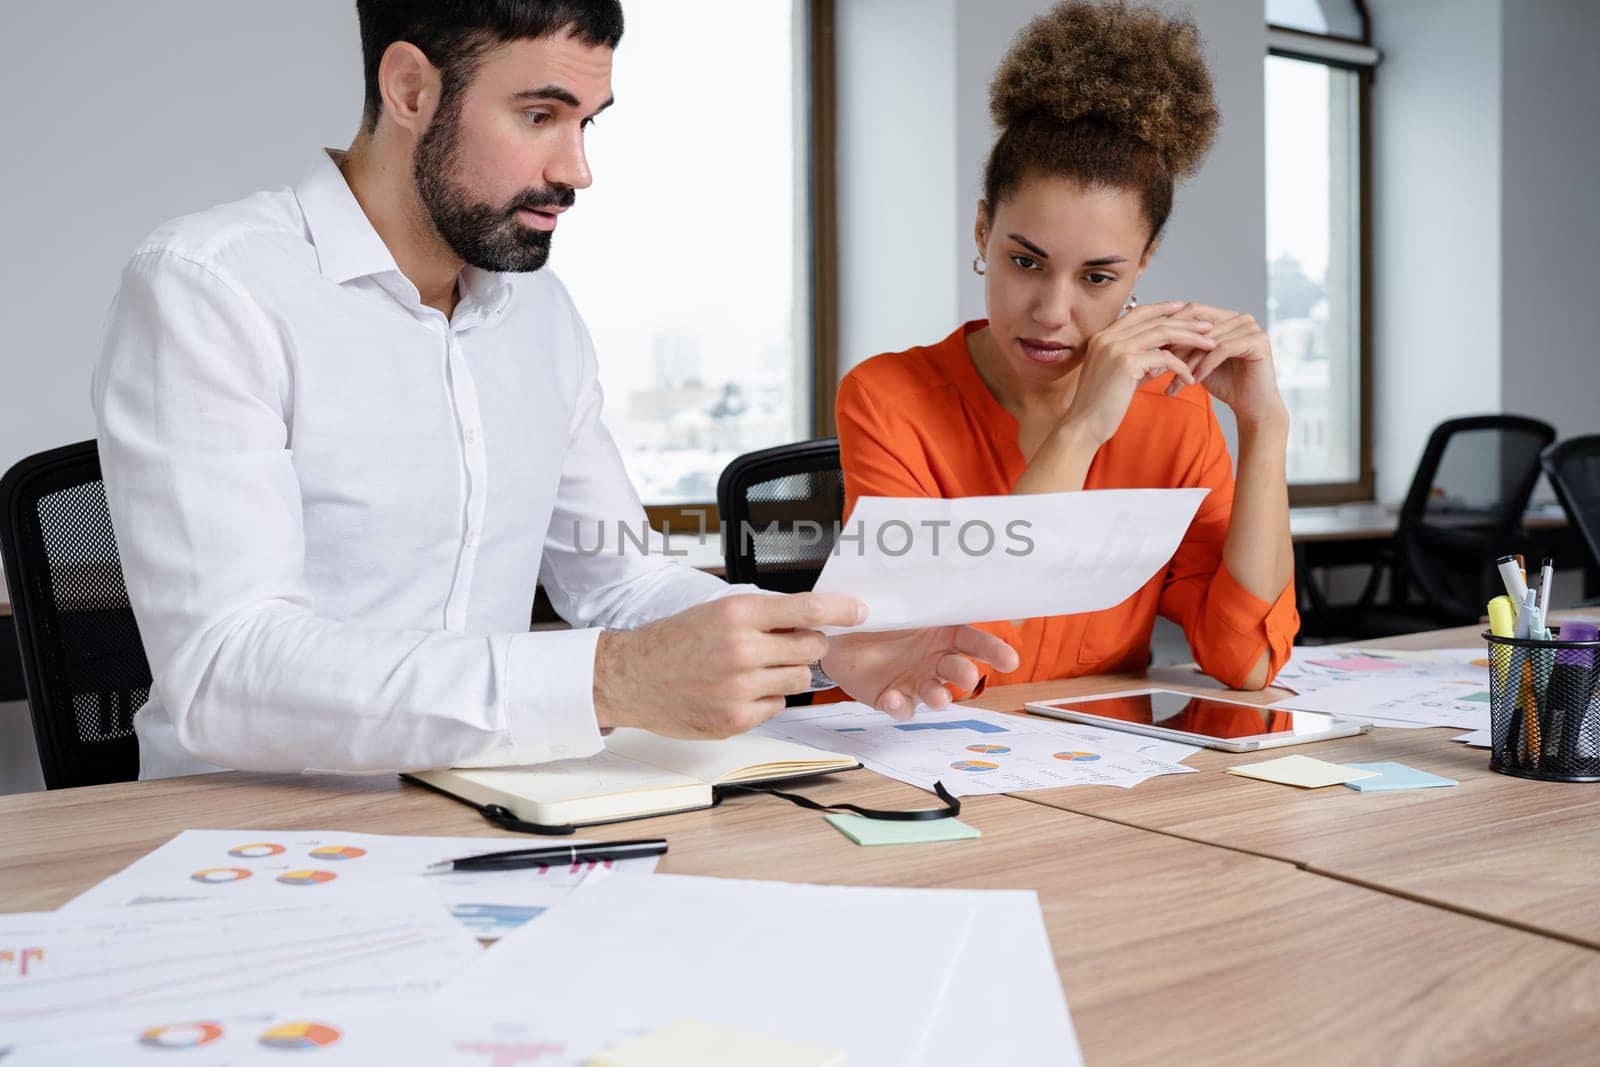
[823,813,981,846]
[1340,761,1458,791]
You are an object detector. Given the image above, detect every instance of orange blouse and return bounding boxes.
[835,321,1299,692]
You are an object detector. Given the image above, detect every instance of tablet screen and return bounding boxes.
[1039,690,1345,741]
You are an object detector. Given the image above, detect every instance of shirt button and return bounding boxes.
[464,428,480,445]
[464,529,480,547]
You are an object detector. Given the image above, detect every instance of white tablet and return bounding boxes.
[1025,688,1371,752]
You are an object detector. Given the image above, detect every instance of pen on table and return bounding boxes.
[1497,555,1529,615]
[1538,557,1554,614]
[428,838,668,872]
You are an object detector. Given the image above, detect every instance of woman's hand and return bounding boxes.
[1165,305,1288,426]
[1064,301,1216,445]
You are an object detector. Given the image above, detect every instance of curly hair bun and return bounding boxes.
[989,0,1218,180]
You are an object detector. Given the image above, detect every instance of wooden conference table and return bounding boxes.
[5,624,1600,1064]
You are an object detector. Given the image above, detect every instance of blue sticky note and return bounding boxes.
[1340,762,1458,792]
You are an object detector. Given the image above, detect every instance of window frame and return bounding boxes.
[1267,4,1377,506]
[643,0,837,534]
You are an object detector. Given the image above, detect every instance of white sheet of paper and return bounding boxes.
[919,889,1082,1065]
[1454,728,1494,748]
[61,829,657,940]
[756,702,1196,796]
[813,489,1208,632]
[0,885,479,1048]
[1270,677,1491,730]
[435,873,1078,1067]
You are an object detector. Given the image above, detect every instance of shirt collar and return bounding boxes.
[294,149,515,322]
[294,149,405,284]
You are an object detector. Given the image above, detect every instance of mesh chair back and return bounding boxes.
[1396,415,1556,623]
[0,440,147,788]
[1542,435,1600,576]
[717,439,844,593]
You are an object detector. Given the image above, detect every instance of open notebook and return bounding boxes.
[406,729,859,829]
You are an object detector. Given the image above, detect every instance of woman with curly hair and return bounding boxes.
[836,0,1297,696]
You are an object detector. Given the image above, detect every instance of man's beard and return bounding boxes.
[413,96,575,273]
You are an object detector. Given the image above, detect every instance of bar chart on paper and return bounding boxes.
[757,703,1199,795]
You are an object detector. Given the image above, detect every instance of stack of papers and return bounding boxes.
[757,701,1198,795]
[1269,646,1493,731]
[3,834,1080,1065]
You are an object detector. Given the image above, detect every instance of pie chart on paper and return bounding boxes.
[227,842,285,859]
[966,744,1011,754]
[275,869,338,886]
[950,760,999,772]
[1053,751,1102,762]
[140,1022,224,1048]
[191,867,252,884]
[259,1022,342,1050]
[308,845,367,861]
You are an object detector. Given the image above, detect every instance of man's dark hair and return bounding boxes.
[356,1,625,132]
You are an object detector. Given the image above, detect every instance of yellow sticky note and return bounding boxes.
[589,1020,843,1067]
[1225,754,1378,789]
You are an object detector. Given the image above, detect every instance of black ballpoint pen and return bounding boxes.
[427,838,668,872]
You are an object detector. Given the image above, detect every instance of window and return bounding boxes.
[546,1,835,527]
[1264,1,1377,503]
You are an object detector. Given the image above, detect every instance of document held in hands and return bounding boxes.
[813,488,1210,632]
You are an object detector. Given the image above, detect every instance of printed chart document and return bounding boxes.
[435,873,1080,1067]
[757,702,1197,796]
[1271,646,1491,696]
[62,829,657,940]
[0,885,479,1048]
[813,488,1209,632]
[1271,677,1490,731]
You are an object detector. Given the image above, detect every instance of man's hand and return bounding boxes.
[592,592,866,739]
[822,626,1021,720]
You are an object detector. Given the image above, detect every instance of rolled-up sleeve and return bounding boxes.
[1157,403,1299,688]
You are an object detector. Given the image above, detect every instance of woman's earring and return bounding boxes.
[1122,292,1138,312]
[972,256,986,277]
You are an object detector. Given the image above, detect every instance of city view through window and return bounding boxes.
[546,1,810,508]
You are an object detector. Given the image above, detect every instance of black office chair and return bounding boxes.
[0,440,148,788]
[717,438,844,593]
[1349,415,1556,635]
[1541,435,1600,603]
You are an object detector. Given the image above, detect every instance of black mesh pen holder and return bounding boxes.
[1484,628,1600,783]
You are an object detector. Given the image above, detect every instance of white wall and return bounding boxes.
[836,0,959,372]
[1369,0,1504,503]
[1500,0,1600,441]
[0,2,363,473]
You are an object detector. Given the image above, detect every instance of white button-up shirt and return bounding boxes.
[94,150,732,779]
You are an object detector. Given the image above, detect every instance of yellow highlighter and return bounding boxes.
[1487,596,1517,760]
[1488,596,1516,639]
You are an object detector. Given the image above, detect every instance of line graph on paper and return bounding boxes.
[0,890,480,1047]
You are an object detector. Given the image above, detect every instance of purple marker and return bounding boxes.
[1553,621,1598,769]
